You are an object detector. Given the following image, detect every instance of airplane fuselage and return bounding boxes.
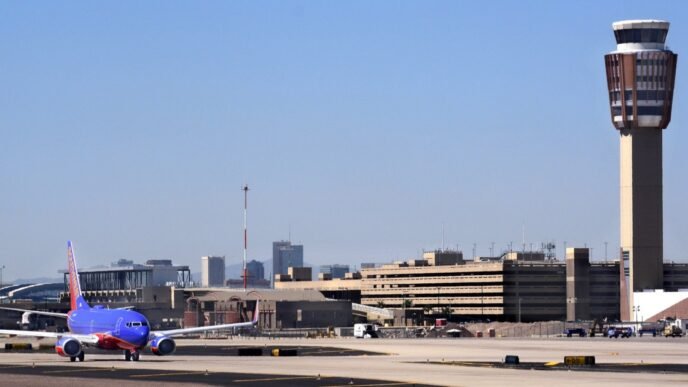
[67,306,149,351]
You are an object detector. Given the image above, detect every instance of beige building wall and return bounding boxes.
[620,129,664,293]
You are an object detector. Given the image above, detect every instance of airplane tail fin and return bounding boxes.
[67,241,89,311]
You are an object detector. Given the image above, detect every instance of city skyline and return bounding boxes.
[2,1,687,280]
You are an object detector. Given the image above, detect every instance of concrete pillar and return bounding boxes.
[620,129,664,292]
[566,248,590,321]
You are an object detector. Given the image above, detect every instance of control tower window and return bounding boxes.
[614,28,667,44]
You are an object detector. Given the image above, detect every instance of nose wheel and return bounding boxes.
[124,350,140,361]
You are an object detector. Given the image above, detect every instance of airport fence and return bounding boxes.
[462,321,596,338]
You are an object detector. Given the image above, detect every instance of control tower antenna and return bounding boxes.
[242,184,249,289]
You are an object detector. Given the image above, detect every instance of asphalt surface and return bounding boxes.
[12,344,385,357]
[175,344,385,357]
[90,344,384,357]
[0,363,434,386]
[3,337,688,386]
[424,360,688,374]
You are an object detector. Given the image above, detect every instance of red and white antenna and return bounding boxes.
[242,184,249,289]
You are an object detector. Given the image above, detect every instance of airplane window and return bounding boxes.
[132,322,141,327]
[141,321,148,326]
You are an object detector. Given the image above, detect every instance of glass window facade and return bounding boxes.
[609,90,667,102]
[611,106,664,116]
[614,28,667,44]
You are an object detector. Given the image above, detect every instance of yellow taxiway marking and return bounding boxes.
[43,368,109,374]
[130,371,210,378]
[544,361,559,366]
[233,375,328,383]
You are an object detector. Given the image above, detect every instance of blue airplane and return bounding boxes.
[0,241,259,362]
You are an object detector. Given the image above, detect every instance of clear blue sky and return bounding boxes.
[1,1,687,280]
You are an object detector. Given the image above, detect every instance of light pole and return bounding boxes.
[604,242,608,262]
[402,293,407,327]
[0,265,5,288]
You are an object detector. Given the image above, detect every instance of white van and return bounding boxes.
[353,323,378,338]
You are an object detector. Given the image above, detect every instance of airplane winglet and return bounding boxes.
[252,300,260,325]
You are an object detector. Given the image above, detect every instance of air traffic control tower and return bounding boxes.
[604,20,678,292]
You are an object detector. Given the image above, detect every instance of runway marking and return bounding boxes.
[43,368,110,374]
[304,349,362,355]
[0,365,39,369]
[232,375,328,383]
[438,361,494,368]
[328,384,418,387]
[130,371,210,378]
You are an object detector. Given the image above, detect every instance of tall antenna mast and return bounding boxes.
[441,223,445,251]
[242,184,249,289]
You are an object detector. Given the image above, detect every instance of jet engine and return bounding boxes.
[149,336,176,356]
[56,337,82,357]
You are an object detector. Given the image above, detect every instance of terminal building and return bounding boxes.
[182,288,352,330]
[0,283,63,303]
[277,249,622,323]
[62,259,191,296]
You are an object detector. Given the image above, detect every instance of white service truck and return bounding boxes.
[354,323,379,338]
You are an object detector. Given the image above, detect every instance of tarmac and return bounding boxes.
[1,336,688,386]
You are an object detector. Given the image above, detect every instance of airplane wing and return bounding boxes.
[0,329,99,344]
[0,307,68,318]
[150,320,256,338]
[150,300,260,338]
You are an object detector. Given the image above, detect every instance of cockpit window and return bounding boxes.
[141,321,148,327]
[126,321,144,327]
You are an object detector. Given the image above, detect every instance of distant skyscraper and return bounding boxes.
[604,20,678,293]
[272,241,304,276]
[320,264,350,279]
[246,259,265,282]
[201,256,225,287]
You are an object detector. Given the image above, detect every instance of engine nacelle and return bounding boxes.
[56,337,82,358]
[149,336,176,356]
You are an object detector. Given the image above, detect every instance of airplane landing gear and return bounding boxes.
[124,350,140,361]
[70,351,85,362]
